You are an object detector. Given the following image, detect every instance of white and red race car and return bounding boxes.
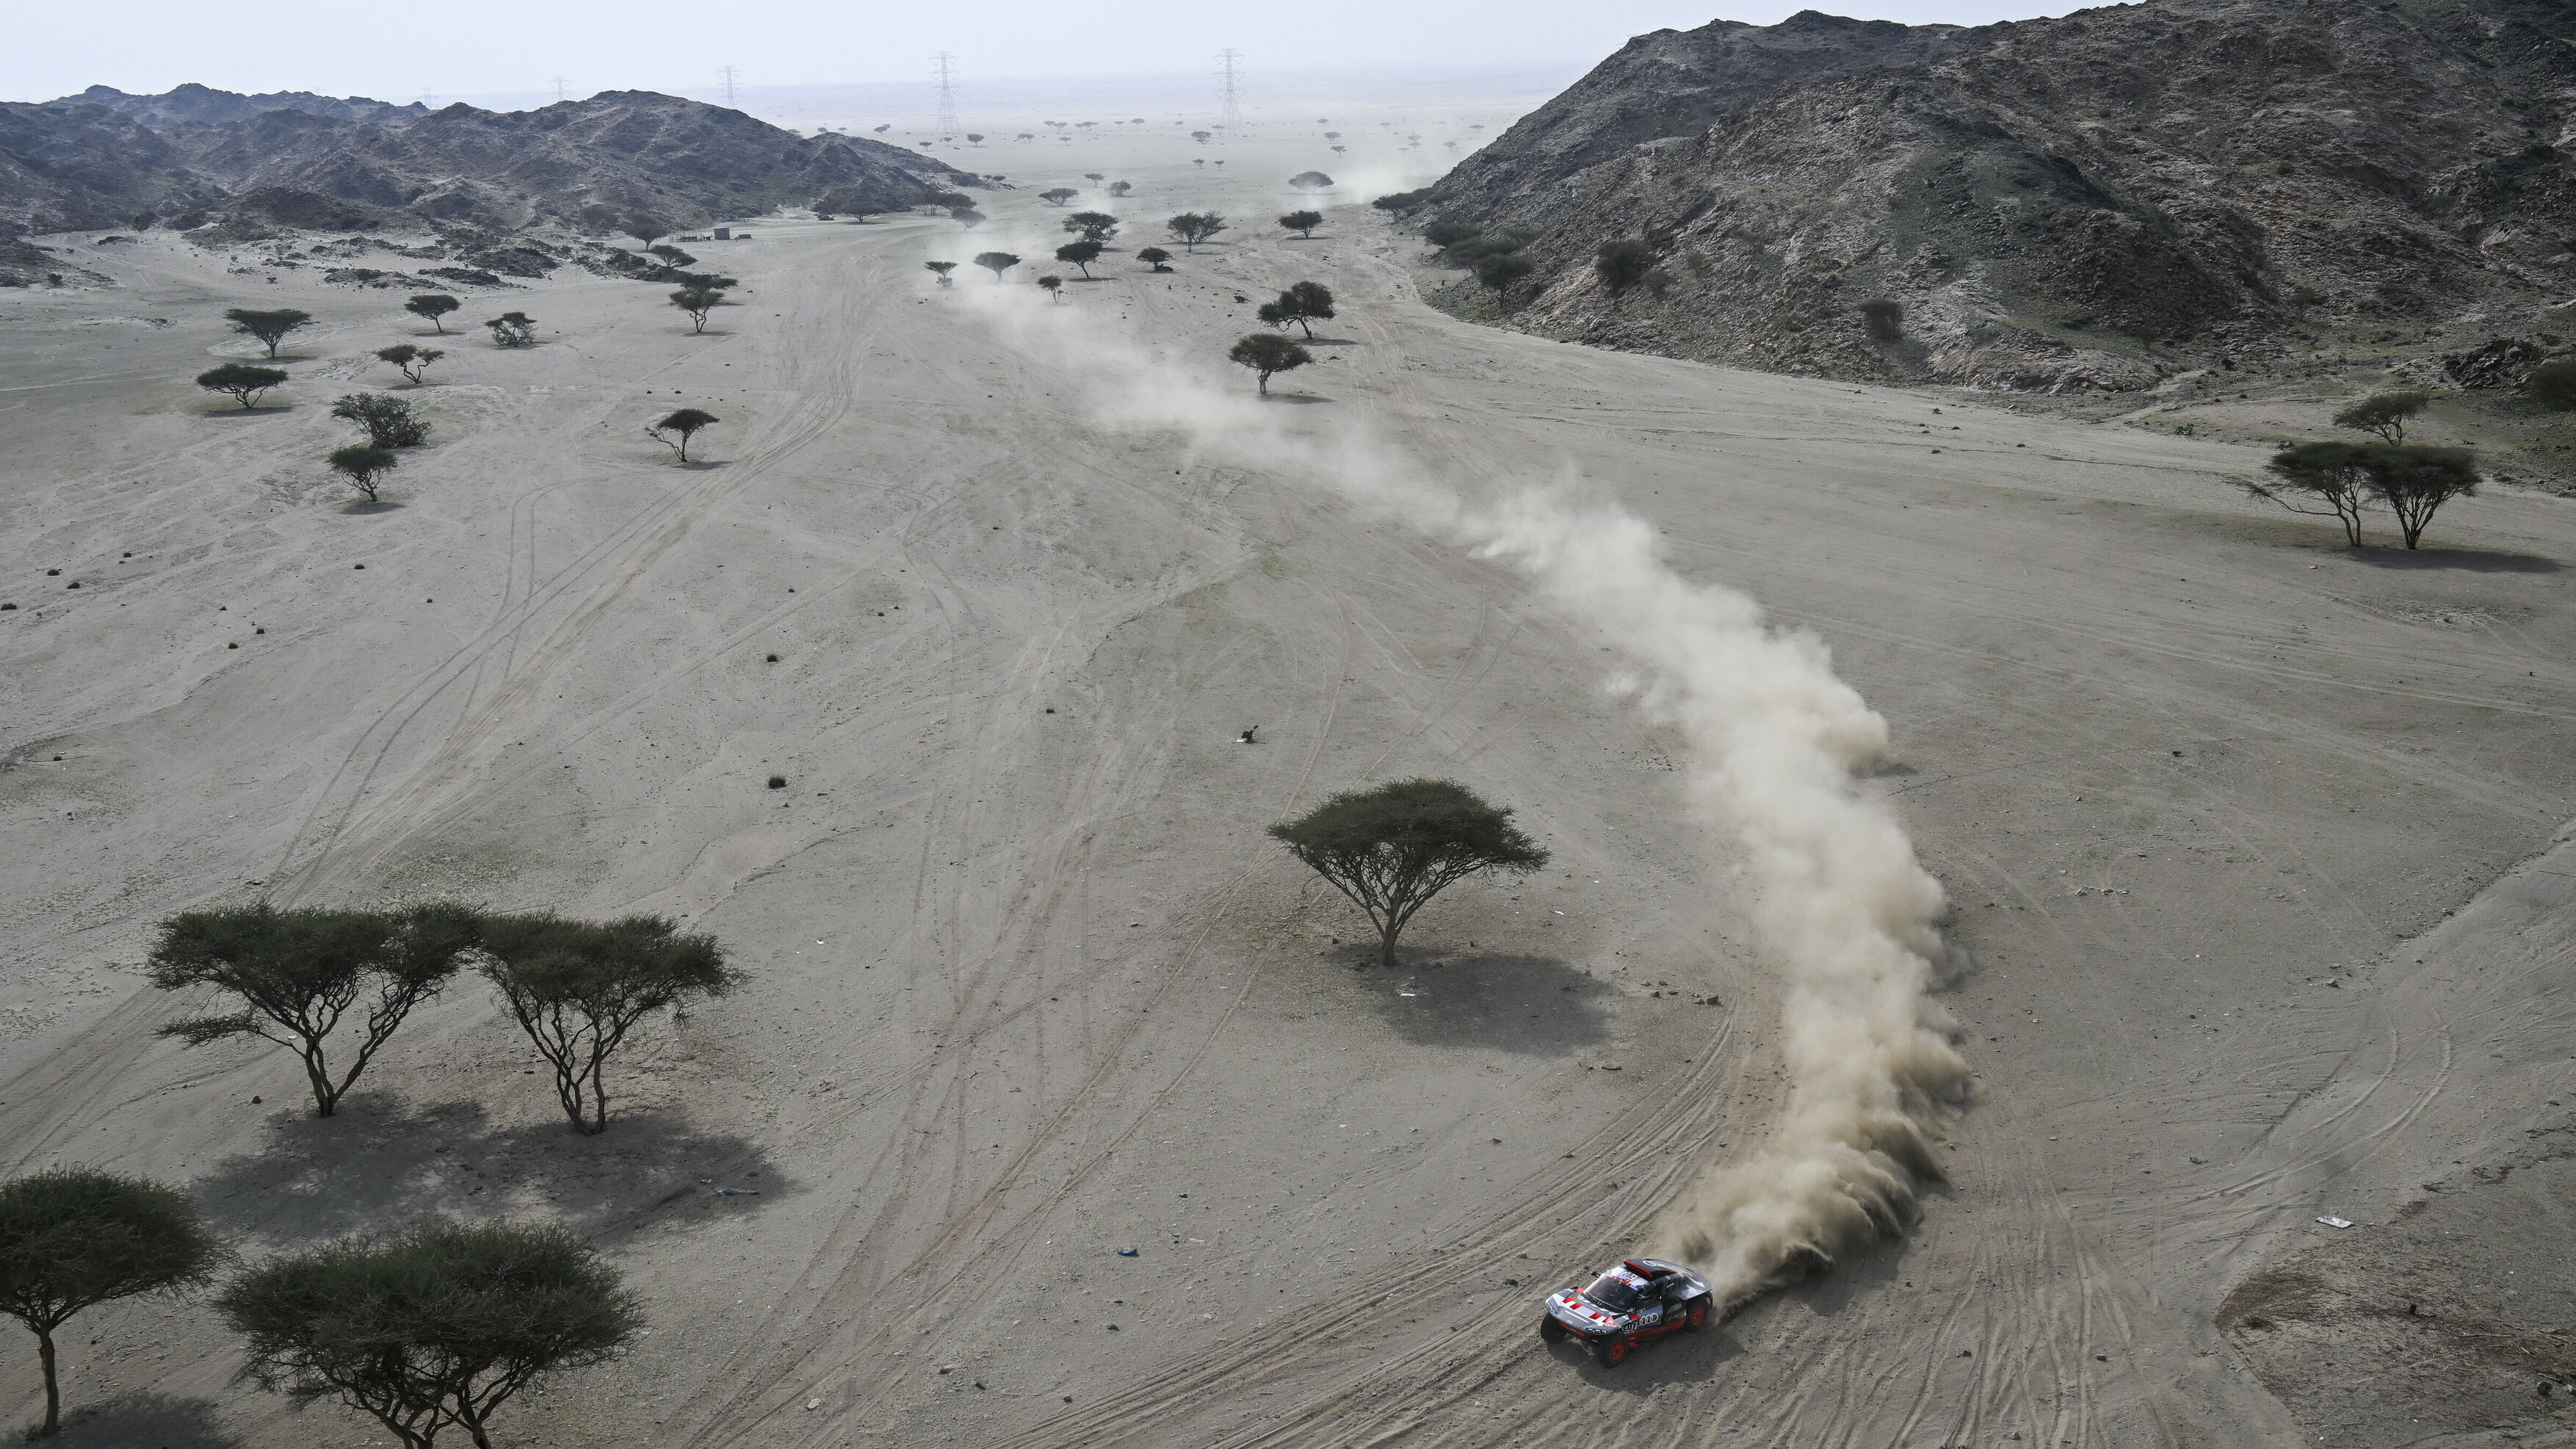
[1537,1257,1715,1366]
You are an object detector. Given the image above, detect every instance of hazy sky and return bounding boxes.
[12,1,2081,109]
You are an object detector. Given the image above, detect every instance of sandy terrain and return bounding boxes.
[4,115,2575,1449]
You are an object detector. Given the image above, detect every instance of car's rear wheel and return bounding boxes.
[1595,1334,1631,1367]
[1538,1316,1568,1343]
[1686,1296,1710,1330]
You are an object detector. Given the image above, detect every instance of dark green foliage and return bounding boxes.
[333,393,430,448]
[1372,189,1430,211]
[665,271,737,292]
[1107,181,1133,198]
[0,1168,222,1437]
[376,344,444,384]
[484,312,537,347]
[925,261,958,288]
[950,208,986,228]
[1256,281,1335,339]
[645,244,696,278]
[622,215,669,250]
[2333,389,2430,443]
[2246,440,2376,546]
[1038,274,1065,300]
[1473,252,1535,292]
[197,362,289,409]
[1859,297,1905,342]
[1595,238,1656,292]
[1420,220,1480,248]
[2367,444,2481,549]
[404,295,461,333]
[1269,778,1549,968]
[1063,212,1120,242]
[148,903,480,1113]
[1040,187,1078,206]
[670,286,723,332]
[1279,209,1324,238]
[1135,247,1173,272]
[220,1219,640,1449]
[1166,213,1228,251]
[476,913,738,1132]
[225,307,313,358]
[1289,172,1334,191]
[1054,240,1106,278]
[330,445,399,502]
[1228,332,1314,395]
[973,250,1020,281]
[2524,358,2576,411]
[645,408,719,463]
[1444,234,1522,264]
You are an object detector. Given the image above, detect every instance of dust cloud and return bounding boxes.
[958,283,1969,1307]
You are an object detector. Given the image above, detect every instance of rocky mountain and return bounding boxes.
[1405,0,2576,393]
[54,83,428,129]
[0,88,972,236]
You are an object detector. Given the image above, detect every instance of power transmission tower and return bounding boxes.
[553,76,568,103]
[720,66,738,106]
[931,52,960,136]
[419,89,435,108]
[1215,49,1243,130]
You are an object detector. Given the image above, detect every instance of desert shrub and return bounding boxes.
[1421,220,1481,249]
[2527,358,2576,411]
[1859,297,1905,342]
[1595,238,1656,292]
[330,394,429,448]
[1372,189,1430,211]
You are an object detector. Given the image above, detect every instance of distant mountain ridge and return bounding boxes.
[1408,0,2576,392]
[0,87,973,236]
[53,83,430,129]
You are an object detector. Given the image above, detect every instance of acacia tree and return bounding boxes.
[1229,332,1313,395]
[477,913,738,1134]
[1257,281,1336,339]
[1107,181,1133,197]
[925,260,958,288]
[2368,444,2481,549]
[1270,779,1548,968]
[1039,187,1078,206]
[973,250,1020,281]
[1167,212,1228,252]
[332,393,430,447]
[1289,171,1334,190]
[2242,441,2375,546]
[221,1220,640,1449]
[1037,274,1065,301]
[225,307,313,358]
[2334,390,2431,444]
[484,312,538,347]
[1063,211,1119,242]
[148,904,480,1114]
[1475,253,1534,294]
[0,1169,223,1438]
[645,408,719,463]
[405,294,461,333]
[1135,247,1173,272]
[375,344,444,384]
[197,363,289,410]
[623,214,670,251]
[950,208,986,228]
[1279,209,1323,238]
[330,445,399,502]
[1054,240,1105,278]
[645,243,696,278]
[670,286,723,332]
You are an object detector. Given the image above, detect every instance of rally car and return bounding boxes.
[1536,1258,1714,1366]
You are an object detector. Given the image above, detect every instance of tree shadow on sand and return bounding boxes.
[1261,393,1331,405]
[48,1392,245,1449]
[2347,545,2561,574]
[189,1093,786,1246]
[337,499,404,515]
[1361,952,1615,1054]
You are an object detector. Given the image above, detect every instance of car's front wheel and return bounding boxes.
[1538,1316,1569,1343]
[1686,1296,1710,1330]
[1595,1334,1631,1367]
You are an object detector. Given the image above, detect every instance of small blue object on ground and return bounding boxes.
[1117,1248,1140,1257]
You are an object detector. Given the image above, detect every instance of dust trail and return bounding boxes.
[952,283,1969,1306]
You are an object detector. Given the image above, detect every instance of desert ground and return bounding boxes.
[4,112,2575,1449]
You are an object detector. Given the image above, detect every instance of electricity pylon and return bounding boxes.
[932,52,961,136]
[720,66,738,106]
[1215,49,1242,130]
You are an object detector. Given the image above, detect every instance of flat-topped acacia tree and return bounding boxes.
[485,311,538,347]
[197,363,289,409]
[645,408,719,463]
[1270,778,1548,968]
[225,308,312,358]
[148,903,482,1116]
[329,445,398,502]
[973,250,1020,281]
[1166,212,1228,252]
[1063,211,1119,242]
[476,913,738,1133]
[1135,247,1173,272]
[403,294,460,333]
[670,286,723,332]
[1279,209,1323,238]
[221,1219,639,1449]
[0,1168,223,1438]
[925,260,958,288]
[1054,241,1104,278]
[1039,187,1078,206]
[1229,333,1311,395]
[375,344,444,383]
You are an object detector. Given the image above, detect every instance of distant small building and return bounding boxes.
[713,227,731,240]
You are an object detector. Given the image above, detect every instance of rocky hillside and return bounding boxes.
[0,87,972,236]
[1405,0,2576,393]
[54,83,428,129]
